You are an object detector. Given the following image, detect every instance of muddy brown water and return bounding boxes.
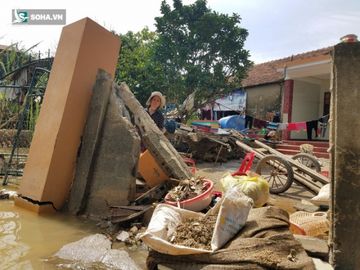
[0,160,241,269]
[0,185,148,269]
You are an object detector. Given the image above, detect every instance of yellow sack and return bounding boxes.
[220,172,269,208]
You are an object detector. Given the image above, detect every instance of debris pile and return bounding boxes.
[116,225,147,247]
[169,214,217,250]
[166,176,207,202]
[168,127,247,162]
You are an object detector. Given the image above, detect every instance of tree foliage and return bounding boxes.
[115,0,252,116]
[154,0,252,113]
[115,28,166,106]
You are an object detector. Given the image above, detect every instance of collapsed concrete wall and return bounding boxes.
[85,89,140,217]
[68,72,193,218]
[68,70,140,217]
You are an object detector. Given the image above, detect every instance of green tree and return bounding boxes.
[115,28,166,106]
[155,0,252,116]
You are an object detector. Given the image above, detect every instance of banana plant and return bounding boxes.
[0,42,47,130]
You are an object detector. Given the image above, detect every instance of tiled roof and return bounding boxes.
[242,46,333,88]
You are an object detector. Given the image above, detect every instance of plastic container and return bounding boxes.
[191,121,219,133]
[218,115,245,131]
[138,150,168,187]
[164,179,214,212]
[182,157,197,175]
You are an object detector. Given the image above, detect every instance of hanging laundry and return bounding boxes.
[319,115,329,122]
[287,122,306,131]
[277,123,288,131]
[245,115,253,129]
[266,122,279,130]
[287,123,297,131]
[296,122,307,131]
[318,115,329,137]
[306,120,318,140]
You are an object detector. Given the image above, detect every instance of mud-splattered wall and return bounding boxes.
[245,83,282,120]
[330,42,360,268]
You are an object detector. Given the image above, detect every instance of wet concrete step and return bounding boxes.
[276,140,329,159]
[276,148,329,159]
[276,144,329,153]
[282,140,329,148]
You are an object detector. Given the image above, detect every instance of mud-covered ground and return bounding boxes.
[195,158,324,214]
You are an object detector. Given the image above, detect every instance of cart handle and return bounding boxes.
[232,152,255,176]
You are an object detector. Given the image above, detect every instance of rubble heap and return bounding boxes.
[166,176,207,202]
[169,214,217,250]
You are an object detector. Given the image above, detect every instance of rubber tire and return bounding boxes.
[255,154,294,194]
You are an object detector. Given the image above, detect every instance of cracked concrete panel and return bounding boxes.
[85,89,140,217]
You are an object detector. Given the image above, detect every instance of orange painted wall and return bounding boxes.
[17,18,121,210]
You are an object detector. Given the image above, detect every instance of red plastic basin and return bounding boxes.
[164,179,214,212]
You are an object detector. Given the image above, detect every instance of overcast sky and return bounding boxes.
[1,0,359,63]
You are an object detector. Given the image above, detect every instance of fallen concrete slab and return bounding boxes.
[115,82,192,180]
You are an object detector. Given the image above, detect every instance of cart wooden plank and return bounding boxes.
[235,140,266,159]
[254,140,329,185]
[236,140,322,194]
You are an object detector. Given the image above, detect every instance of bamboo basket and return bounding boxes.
[289,211,329,237]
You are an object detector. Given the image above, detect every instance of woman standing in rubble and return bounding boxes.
[146,91,165,130]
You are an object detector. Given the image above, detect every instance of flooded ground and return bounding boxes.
[196,159,315,213]
[0,158,318,269]
[0,184,148,269]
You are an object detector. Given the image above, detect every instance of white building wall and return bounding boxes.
[291,80,321,139]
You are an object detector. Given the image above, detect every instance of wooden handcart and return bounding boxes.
[236,139,329,194]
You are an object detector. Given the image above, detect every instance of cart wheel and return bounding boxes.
[255,155,294,194]
[291,153,321,172]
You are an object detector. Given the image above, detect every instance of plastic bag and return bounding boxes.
[310,184,330,206]
[210,186,253,250]
[140,186,253,255]
[220,172,269,207]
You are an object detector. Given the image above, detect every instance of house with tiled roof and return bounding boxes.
[210,46,332,141]
[243,46,332,141]
[204,35,359,143]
